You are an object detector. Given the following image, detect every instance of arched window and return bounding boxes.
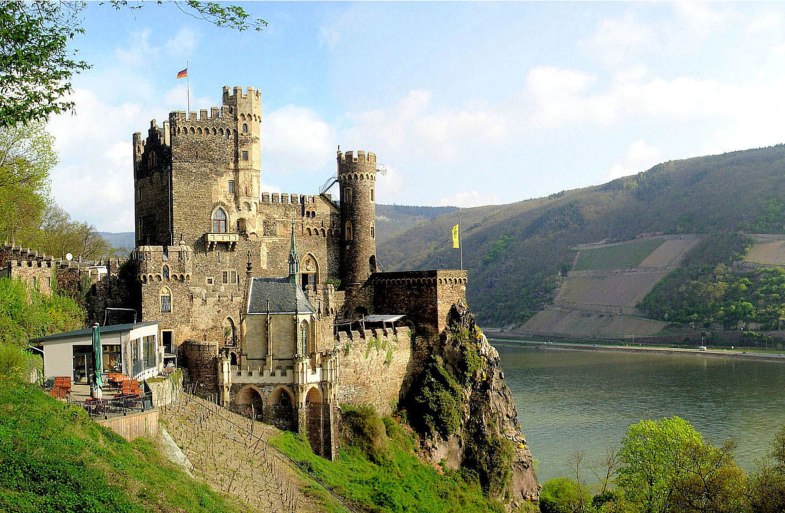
[212,208,227,233]
[344,187,352,204]
[162,265,170,280]
[160,287,172,313]
[345,221,353,241]
[242,123,248,133]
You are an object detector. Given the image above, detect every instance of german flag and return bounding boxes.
[176,68,188,79]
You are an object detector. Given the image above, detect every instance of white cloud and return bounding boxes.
[438,190,500,208]
[579,13,656,66]
[164,27,197,58]
[263,105,335,174]
[608,140,662,180]
[344,90,507,161]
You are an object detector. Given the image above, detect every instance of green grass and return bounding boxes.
[0,377,246,513]
[573,238,664,271]
[271,416,505,513]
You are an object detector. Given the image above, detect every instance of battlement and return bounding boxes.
[222,85,261,103]
[0,242,101,269]
[169,107,230,123]
[260,192,319,205]
[337,150,376,165]
[371,269,468,286]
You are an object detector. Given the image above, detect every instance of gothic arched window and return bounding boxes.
[345,221,353,241]
[212,208,227,233]
[160,287,172,313]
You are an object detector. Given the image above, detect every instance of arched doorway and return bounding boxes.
[301,254,319,291]
[268,386,294,431]
[235,386,264,420]
[223,317,237,347]
[305,387,326,456]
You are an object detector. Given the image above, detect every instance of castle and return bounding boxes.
[132,86,468,458]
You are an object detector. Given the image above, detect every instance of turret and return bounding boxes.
[222,86,262,206]
[337,150,377,305]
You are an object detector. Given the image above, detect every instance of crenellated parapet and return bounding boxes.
[372,270,468,334]
[132,245,193,283]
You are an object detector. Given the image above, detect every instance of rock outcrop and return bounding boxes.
[402,300,540,508]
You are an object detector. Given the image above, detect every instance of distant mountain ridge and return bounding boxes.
[377,144,785,327]
[98,232,135,253]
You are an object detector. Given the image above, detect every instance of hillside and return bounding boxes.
[377,144,785,327]
[0,379,248,513]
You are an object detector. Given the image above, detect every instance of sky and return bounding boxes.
[46,2,785,232]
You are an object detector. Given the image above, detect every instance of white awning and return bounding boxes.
[363,314,405,323]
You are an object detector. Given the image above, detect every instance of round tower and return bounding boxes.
[337,150,378,304]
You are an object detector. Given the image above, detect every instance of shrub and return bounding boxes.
[539,477,591,513]
[340,404,390,463]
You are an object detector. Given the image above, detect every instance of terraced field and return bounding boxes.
[522,235,700,339]
[744,235,785,265]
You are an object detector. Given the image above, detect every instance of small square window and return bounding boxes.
[242,151,248,161]
[206,277,214,285]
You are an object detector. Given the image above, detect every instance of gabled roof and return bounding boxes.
[247,277,314,314]
[30,321,158,344]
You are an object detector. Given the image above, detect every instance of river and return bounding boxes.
[495,342,785,483]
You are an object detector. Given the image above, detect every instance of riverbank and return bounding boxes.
[488,336,785,364]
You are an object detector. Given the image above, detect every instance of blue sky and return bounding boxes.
[48,2,785,232]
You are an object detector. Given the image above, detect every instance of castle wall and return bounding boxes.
[336,326,412,415]
[371,270,468,334]
[181,340,219,395]
[6,259,55,296]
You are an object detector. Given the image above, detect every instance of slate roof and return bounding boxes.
[247,278,314,314]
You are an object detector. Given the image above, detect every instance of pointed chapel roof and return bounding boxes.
[246,277,314,314]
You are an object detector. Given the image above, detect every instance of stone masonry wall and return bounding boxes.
[336,326,412,415]
[371,270,468,334]
[181,340,219,396]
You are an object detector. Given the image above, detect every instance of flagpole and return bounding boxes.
[186,60,190,114]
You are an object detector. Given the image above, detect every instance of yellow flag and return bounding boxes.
[452,224,460,248]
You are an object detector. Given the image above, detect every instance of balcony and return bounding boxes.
[205,232,239,251]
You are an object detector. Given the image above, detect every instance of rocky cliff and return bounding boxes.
[402,301,540,508]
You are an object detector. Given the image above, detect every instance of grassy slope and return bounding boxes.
[377,144,785,327]
[0,379,247,513]
[271,419,505,513]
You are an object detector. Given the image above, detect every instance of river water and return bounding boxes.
[495,342,785,483]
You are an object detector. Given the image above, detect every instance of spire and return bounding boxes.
[289,220,300,286]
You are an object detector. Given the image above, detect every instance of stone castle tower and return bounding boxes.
[338,150,377,313]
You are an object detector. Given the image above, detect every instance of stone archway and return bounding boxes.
[305,387,326,456]
[268,386,295,431]
[235,385,264,420]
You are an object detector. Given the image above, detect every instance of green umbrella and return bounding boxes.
[91,323,103,393]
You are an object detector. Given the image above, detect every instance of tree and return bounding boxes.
[0,120,54,241]
[669,440,747,513]
[749,425,785,513]
[32,202,112,260]
[617,417,747,513]
[0,1,267,127]
[539,477,592,513]
[616,417,703,513]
